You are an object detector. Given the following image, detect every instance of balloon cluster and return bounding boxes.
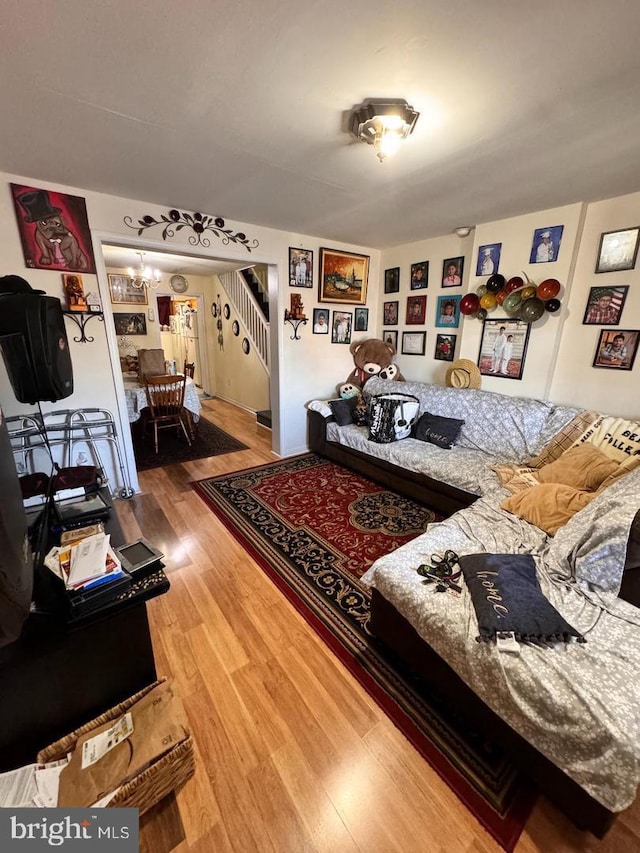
[459,273,561,322]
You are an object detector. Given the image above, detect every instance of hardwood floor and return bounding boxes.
[116,398,640,852]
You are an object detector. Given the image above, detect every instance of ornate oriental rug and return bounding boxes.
[193,454,534,850]
[132,416,247,471]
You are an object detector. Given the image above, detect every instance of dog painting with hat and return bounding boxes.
[11,184,96,273]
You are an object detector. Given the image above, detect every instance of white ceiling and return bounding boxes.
[2,1,640,249]
[101,244,244,277]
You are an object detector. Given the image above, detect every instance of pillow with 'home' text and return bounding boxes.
[414,412,464,450]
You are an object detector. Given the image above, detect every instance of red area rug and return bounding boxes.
[193,454,534,851]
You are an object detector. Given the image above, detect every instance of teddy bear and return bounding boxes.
[338,338,405,399]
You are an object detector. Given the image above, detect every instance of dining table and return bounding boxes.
[122,375,201,424]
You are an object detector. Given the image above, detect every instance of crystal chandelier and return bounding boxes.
[128,251,161,289]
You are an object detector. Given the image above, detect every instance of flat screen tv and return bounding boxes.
[0,407,33,647]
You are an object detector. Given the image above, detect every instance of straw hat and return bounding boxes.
[446,358,482,390]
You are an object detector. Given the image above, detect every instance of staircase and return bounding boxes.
[240,267,269,321]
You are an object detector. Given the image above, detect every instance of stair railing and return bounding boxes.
[219,269,270,370]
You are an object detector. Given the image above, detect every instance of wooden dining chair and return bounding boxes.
[143,374,191,454]
[183,361,195,379]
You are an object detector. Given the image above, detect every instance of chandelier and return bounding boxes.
[128,251,161,289]
[350,99,419,162]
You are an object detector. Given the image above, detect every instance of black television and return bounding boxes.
[0,407,33,648]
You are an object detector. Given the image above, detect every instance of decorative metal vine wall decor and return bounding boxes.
[124,209,260,252]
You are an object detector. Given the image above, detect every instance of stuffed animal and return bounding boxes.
[338,338,404,398]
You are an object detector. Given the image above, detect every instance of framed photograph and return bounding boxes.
[435,295,461,328]
[593,329,639,370]
[289,247,313,288]
[406,294,427,325]
[410,261,429,290]
[331,310,353,344]
[401,331,426,356]
[582,285,629,325]
[10,183,97,273]
[434,334,456,362]
[113,312,147,336]
[62,274,87,312]
[478,319,531,380]
[529,225,564,264]
[319,248,369,304]
[383,300,399,325]
[476,242,502,276]
[354,307,369,332]
[383,330,398,350]
[384,267,400,293]
[442,256,464,287]
[312,308,329,334]
[595,227,640,274]
[108,274,148,305]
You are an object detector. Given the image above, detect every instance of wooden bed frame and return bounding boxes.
[309,408,640,836]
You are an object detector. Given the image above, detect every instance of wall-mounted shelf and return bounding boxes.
[62,311,104,343]
[284,317,307,340]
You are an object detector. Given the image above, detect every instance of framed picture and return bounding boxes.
[595,227,640,274]
[383,330,398,350]
[435,295,461,328]
[406,294,427,325]
[62,274,87,312]
[434,333,456,362]
[319,248,369,304]
[478,319,531,380]
[442,256,464,287]
[354,307,369,332]
[410,262,429,290]
[113,312,147,336]
[10,183,97,273]
[108,274,148,305]
[331,310,353,344]
[593,329,639,370]
[312,308,329,334]
[582,286,629,325]
[384,267,400,293]
[383,300,399,325]
[289,247,313,288]
[401,331,426,356]
[476,242,502,277]
[529,225,564,264]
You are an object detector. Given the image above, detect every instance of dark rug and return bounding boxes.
[132,415,248,471]
[193,454,534,851]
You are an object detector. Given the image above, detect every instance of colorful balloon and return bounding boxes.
[545,298,561,313]
[479,292,497,310]
[495,289,507,305]
[537,278,561,300]
[503,290,523,314]
[520,297,545,322]
[486,273,506,293]
[476,284,488,297]
[460,293,480,315]
[476,308,488,320]
[520,285,537,300]
[505,276,524,294]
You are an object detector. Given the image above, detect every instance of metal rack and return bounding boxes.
[7,408,134,498]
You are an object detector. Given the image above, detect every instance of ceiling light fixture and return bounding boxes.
[454,226,473,238]
[128,251,161,289]
[350,99,419,162]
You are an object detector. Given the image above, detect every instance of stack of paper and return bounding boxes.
[45,528,124,591]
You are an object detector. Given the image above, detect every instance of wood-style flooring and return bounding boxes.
[115,398,640,853]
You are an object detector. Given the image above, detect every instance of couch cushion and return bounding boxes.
[537,443,619,491]
[501,484,594,536]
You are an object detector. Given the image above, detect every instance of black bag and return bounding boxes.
[368,393,420,443]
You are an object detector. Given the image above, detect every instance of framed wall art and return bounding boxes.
[289,247,313,288]
[383,330,398,350]
[384,267,400,294]
[476,243,502,277]
[113,312,147,336]
[595,227,640,274]
[529,225,564,264]
[442,257,464,287]
[401,331,426,356]
[478,318,530,379]
[319,248,369,304]
[582,285,628,325]
[435,295,461,328]
[434,334,456,362]
[312,308,329,334]
[331,310,353,344]
[383,300,399,325]
[410,262,429,289]
[593,329,639,370]
[354,307,369,332]
[108,274,148,305]
[406,294,427,325]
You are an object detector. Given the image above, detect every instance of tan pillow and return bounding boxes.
[570,415,640,463]
[537,443,619,491]
[501,484,595,536]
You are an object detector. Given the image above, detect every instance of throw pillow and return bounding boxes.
[537,443,619,491]
[328,397,356,426]
[414,412,464,450]
[501,483,594,536]
[569,414,640,463]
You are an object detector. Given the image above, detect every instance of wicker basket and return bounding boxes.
[37,679,195,814]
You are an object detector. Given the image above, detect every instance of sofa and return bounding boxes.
[307,376,640,835]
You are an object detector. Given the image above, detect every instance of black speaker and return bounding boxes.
[0,291,74,404]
